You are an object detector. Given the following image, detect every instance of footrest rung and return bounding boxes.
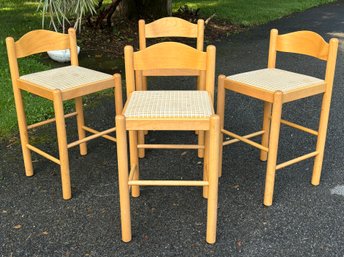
[128,180,208,186]
[27,112,77,130]
[222,129,268,152]
[26,144,60,165]
[137,144,204,149]
[280,119,318,136]
[82,126,116,142]
[276,151,319,170]
[68,127,116,148]
[223,130,264,146]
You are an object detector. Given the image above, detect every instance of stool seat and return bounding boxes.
[20,66,113,91]
[124,91,214,118]
[227,68,325,93]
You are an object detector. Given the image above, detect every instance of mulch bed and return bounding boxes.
[79,15,244,60]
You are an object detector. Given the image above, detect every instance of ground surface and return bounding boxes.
[1,1,344,256]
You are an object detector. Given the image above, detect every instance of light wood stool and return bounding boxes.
[115,42,220,244]
[217,29,338,206]
[138,17,206,158]
[6,29,122,200]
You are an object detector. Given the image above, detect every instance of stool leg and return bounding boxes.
[13,87,33,176]
[198,131,205,158]
[206,115,220,244]
[260,102,272,161]
[75,97,87,156]
[312,91,332,185]
[216,75,226,177]
[264,92,283,207]
[198,72,206,158]
[142,77,148,136]
[129,130,140,197]
[53,90,72,200]
[116,115,132,242]
[138,131,145,158]
[203,130,210,199]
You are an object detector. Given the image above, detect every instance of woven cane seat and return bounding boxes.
[227,68,325,93]
[124,91,213,118]
[19,66,113,91]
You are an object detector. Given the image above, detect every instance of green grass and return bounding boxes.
[173,0,335,26]
[0,0,73,138]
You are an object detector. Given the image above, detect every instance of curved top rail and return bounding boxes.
[145,17,199,38]
[133,42,207,71]
[276,30,329,61]
[14,30,70,58]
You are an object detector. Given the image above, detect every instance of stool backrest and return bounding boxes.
[268,29,338,88]
[6,28,79,81]
[124,42,216,99]
[139,17,204,51]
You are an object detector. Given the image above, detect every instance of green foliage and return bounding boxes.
[37,0,97,32]
[172,0,335,26]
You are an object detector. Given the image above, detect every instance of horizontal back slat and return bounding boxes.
[276,31,329,61]
[15,30,70,58]
[145,17,198,38]
[134,42,207,72]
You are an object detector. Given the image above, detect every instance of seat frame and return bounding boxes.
[6,28,122,200]
[217,29,338,206]
[115,42,220,244]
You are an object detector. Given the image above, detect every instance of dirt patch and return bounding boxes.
[79,16,244,61]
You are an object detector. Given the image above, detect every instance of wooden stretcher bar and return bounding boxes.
[128,180,209,186]
[223,130,265,146]
[276,151,319,170]
[27,112,77,130]
[82,126,116,142]
[26,144,60,164]
[137,144,204,149]
[222,129,268,152]
[280,119,318,136]
[67,127,116,148]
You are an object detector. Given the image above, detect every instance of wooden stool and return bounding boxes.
[115,42,220,243]
[6,29,122,199]
[217,29,338,206]
[138,17,206,158]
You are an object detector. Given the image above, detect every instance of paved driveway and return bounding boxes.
[1,1,344,256]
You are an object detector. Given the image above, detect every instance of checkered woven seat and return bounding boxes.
[228,68,325,93]
[124,91,213,118]
[20,66,113,91]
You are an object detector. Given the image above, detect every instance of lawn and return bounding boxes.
[0,1,56,138]
[0,0,336,138]
[172,0,336,26]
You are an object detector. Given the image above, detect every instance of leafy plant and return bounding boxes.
[38,0,97,32]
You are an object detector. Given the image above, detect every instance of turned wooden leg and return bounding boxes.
[260,102,272,161]
[203,129,210,199]
[206,115,220,244]
[264,91,283,207]
[216,75,226,177]
[53,90,72,200]
[129,130,140,197]
[13,86,33,176]
[312,91,332,186]
[116,115,132,242]
[75,97,87,156]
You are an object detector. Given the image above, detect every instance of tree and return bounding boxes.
[93,0,172,27]
[118,0,172,18]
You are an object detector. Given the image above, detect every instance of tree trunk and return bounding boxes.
[118,0,172,19]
